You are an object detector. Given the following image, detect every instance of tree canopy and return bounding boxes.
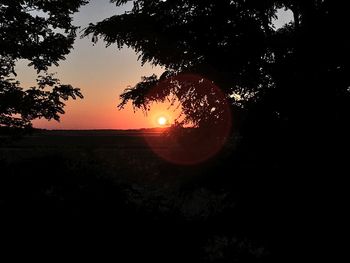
[0,0,87,129]
[84,0,349,132]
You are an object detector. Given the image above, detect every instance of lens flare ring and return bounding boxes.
[144,73,232,165]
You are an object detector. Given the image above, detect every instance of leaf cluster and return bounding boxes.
[0,0,87,128]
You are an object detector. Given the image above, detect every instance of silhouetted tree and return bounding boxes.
[0,0,87,129]
[84,7,348,257]
[84,0,349,138]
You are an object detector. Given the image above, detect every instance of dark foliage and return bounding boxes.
[82,0,348,259]
[0,151,269,262]
[0,0,87,128]
[0,0,346,260]
[84,0,349,136]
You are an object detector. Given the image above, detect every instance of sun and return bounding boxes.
[157,116,168,126]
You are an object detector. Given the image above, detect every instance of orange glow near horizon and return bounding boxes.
[157,116,167,126]
[152,110,173,128]
[15,1,168,131]
[31,96,179,130]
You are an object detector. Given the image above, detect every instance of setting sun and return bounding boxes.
[157,116,168,126]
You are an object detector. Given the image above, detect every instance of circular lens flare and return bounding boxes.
[144,73,232,165]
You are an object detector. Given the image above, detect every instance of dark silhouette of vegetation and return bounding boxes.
[0,136,269,261]
[84,0,349,138]
[82,0,348,260]
[1,0,347,261]
[0,0,87,129]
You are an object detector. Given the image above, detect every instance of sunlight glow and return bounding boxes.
[157,116,168,126]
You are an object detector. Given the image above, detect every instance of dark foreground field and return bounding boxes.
[0,130,292,261]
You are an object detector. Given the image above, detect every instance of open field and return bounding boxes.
[0,129,285,261]
[0,129,212,184]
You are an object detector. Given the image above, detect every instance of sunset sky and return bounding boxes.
[15,0,292,130]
